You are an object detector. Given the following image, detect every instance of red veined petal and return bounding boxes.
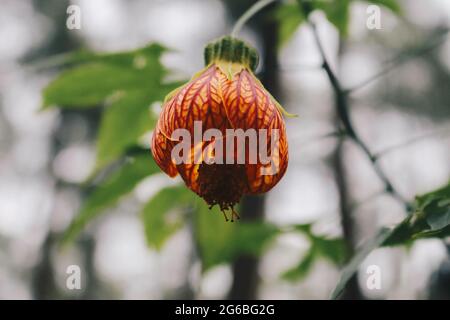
[151,64,234,192]
[221,69,289,193]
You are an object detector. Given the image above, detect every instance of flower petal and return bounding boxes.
[222,69,289,193]
[152,64,232,191]
[151,97,178,177]
[171,65,229,136]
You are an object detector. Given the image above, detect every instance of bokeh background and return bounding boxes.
[0,0,449,300]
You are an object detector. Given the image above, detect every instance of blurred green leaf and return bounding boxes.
[331,181,450,299]
[96,82,182,168]
[195,202,279,270]
[194,203,237,270]
[318,0,351,36]
[234,222,280,256]
[419,184,450,231]
[46,43,168,69]
[62,155,159,244]
[97,90,158,167]
[43,64,144,107]
[416,183,450,207]
[366,0,401,13]
[314,236,348,265]
[331,228,392,299]
[292,223,313,233]
[378,215,418,246]
[43,43,185,168]
[384,182,450,245]
[84,43,167,70]
[294,224,348,264]
[282,248,316,281]
[141,185,196,250]
[283,224,347,282]
[43,43,167,108]
[275,3,304,48]
[277,0,402,41]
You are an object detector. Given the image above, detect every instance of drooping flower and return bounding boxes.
[151,36,289,221]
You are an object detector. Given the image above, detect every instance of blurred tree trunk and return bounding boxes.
[228,2,281,300]
[428,245,450,299]
[32,233,58,298]
[30,0,101,299]
[30,0,75,299]
[332,40,364,300]
[333,141,364,300]
[229,195,265,299]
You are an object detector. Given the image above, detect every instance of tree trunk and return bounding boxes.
[228,2,280,299]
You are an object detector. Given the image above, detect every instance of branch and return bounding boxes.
[290,130,342,146]
[345,27,450,94]
[374,127,450,159]
[309,21,412,212]
[230,0,277,37]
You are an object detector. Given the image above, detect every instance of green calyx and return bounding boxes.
[204,36,259,72]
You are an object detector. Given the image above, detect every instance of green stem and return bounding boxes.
[231,0,276,37]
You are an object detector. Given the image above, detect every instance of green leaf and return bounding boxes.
[43,44,167,108]
[416,183,450,230]
[424,202,450,231]
[419,183,450,233]
[95,83,182,168]
[291,0,400,36]
[282,224,347,282]
[275,3,304,48]
[234,222,279,256]
[320,0,351,36]
[194,203,237,270]
[96,90,158,167]
[293,224,348,264]
[43,64,139,107]
[331,181,450,298]
[141,185,196,250]
[62,155,160,243]
[314,236,348,265]
[43,43,183,169]
[282,248,316,281]
[294,223,312,231]
[46,43,167,70]
[85,43,167,70]
[366,0,401,14]
[380,214,419,246]
[331,228,392,299]
[194,202,280,270]
[394,182,450,239]
[412,225,450,239]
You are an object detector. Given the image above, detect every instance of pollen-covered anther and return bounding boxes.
[230,208,240,223]
[197,162,247,216]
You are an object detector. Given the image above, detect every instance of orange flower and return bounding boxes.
[151,37,289,221]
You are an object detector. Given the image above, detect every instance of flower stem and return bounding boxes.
[231,0,276,37]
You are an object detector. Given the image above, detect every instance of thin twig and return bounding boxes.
[374,127,450,159]
[275,63,323,73]
[290,130,342,144]
[230,0,276,37]
[345,28,450,94]
[349,190,386,213]
[309,21,412,212]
